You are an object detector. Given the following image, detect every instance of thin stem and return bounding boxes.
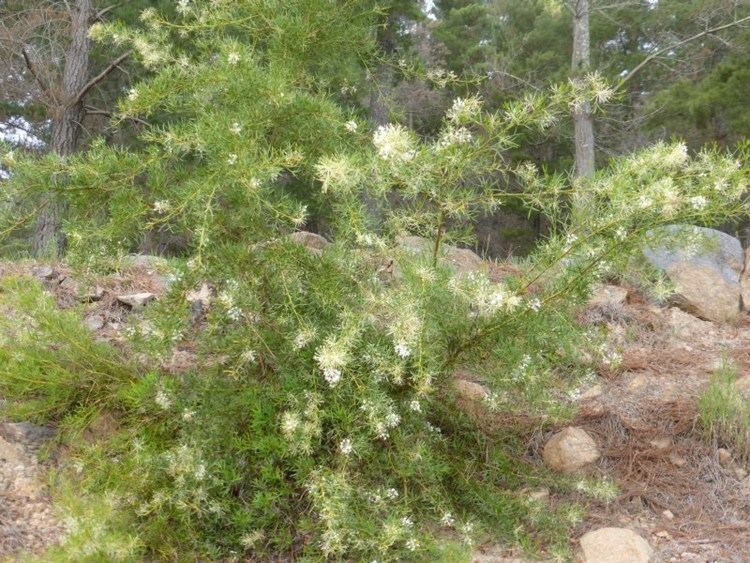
[432,210,446,268]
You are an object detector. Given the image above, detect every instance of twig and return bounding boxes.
[72,49,132,106]
[618,15,750,89]
[20,46,55,103]
[84,106,150,127]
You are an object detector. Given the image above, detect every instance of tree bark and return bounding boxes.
[33,0,92,256]
[369,17,396,127]
[571,0,595,179]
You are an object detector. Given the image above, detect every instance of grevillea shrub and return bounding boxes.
[0,1,749,561]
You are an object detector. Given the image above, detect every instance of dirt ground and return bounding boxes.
[529,293,750,562]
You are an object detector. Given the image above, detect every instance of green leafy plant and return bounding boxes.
[699,362,750,464]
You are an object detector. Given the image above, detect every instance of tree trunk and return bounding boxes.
[571,0,595,179]
[33,0,92,257]
[369,18,396,127]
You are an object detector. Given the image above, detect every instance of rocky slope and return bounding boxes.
[2,241,750,561]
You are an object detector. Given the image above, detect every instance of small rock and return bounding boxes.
[288,231,329,254]
[580,527,653,563]
[58,276,79,293]
[588,284,628,308]
[187,283,213,319]
[717,448,732,467]
[396,235,483,274]
[654,530,671,539]
[628,374,648,391]
[0,423,55,449]
[542,427,601,473]
[643,225,742,323]
[443,246,483,274]
[116,292,156,311]
[662,509,674,520]
[454,379,490,402]
[397,235,431,255]
[528,488,550,502]
[453,376,491,419]
[579,385,603,401]
[125,254,168,270]
[31,265,56,280]
[667,308,715,340]
[84,315,105,331]
[162,349,197,375]
[734,375,750,399]
[649,437,672,451]
[82,285,105,302]
[734,466,748,480]
[741,246,750,310]
[668,453,687,467]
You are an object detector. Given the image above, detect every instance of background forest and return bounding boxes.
[3,0,750,256]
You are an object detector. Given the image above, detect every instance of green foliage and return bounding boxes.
[699,362,750,464]
[0,277,139,428]
[645,31,750,149]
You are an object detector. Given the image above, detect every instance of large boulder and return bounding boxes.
[542,426,600,473]
[579,527,653,563]
[643,225,743,323]
[396,235,483,274]
[742,247,750,309]
[587,284,628,308]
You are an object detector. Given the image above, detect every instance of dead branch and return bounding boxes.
[20,46,55,102]
[618,14,750,89]
[72,49,132,106]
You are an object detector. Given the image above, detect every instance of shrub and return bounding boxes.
[0,0,748,560]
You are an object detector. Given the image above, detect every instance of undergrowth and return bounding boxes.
[0,264,591,561]
[699,362,750,465]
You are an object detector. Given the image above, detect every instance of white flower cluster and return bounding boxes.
[155,388,172,410]
[435,126,473,150]
[218,280,242,321]
[394,342,411,358]
[512,354,533,383]
[389,306,421,360]
[314,336,349,387]
[690,195,707,210]
[450,272,520,318]
[372,124,415,163]
[280,393,322,455]
[306,471,352,557]
[316,155,360,195]
[360,400,401,440]
[338,438,353,456]
[293,326,316,350]
[426,67,458,87]
[152,200,171,214]
[164,444,207,484]
[446,96,482,124]
[132,36,168,69]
